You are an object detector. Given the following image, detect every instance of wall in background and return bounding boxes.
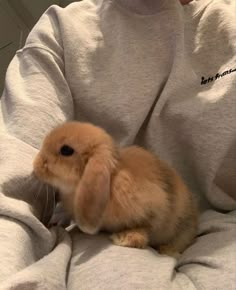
[0,0,78,95]
[21,0,60,23]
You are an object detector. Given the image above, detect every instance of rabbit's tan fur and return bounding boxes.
[33,122,198,256]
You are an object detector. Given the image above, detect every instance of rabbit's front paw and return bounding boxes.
[110,228,148,249]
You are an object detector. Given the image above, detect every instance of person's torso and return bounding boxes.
[57,0,236,210]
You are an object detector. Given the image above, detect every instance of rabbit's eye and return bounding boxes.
[60,145,74,156]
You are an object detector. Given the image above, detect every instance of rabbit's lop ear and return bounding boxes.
[74,146,117,234]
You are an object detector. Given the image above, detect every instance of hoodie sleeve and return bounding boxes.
[0,5,73,284]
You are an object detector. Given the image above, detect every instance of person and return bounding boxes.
[0,0,235,289]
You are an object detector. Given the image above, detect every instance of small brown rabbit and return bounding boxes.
[33,121,198,256]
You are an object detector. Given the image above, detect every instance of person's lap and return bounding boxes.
[67,230,177,290]
[67,210,236,290]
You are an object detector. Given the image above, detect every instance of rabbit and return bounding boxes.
[33,121,198,257]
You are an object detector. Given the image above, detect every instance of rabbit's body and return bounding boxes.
[101,146,197,252]
[33,122,198,256]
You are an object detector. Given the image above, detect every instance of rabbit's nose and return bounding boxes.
[32,153,48,177]
[43,158,48,168]
[40,155,48,168]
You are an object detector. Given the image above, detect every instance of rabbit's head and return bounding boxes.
[33,121,119,234]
